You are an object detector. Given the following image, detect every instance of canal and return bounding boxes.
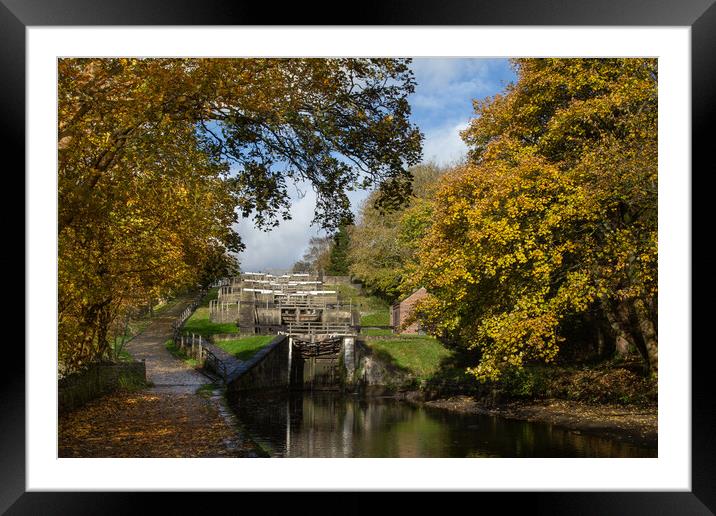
[229,392,657,458]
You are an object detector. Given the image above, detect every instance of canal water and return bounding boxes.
[229,392,657,458]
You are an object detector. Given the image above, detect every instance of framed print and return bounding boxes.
[7,0,713,512]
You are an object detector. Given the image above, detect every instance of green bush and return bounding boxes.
[496,364,657,406]
[500,367,552,399]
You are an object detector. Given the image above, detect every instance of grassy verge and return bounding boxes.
[214,335,275,361]
[361,328,393,336]
[165,339,198,367]
[182,306,239,336]
[361,311,390,326]
[365,334,452,382]
[333,283,390,327]
[179,287,239,335]
[199,287,220,307]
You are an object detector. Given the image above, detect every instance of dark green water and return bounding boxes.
[229,392,657,458]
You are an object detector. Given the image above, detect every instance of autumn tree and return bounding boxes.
[196,245,241,289]
[58,58,422,372]
[292,235,332,273]
[348,163,445,302]
[58,118,238,371]
[291,260,312,274]
[407,58,658,379]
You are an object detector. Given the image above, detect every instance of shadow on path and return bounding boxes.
[126,294,209,394]
[59,293,257,458]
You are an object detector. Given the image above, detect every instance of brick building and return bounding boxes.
[390,287,427,334]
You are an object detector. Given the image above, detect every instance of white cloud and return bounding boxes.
[411,58,491,89]
[421,121,470,166]
[410,58,497,115]
[234,183,371,272]
[234,185,324,272]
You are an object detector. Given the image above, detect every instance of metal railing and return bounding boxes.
[168,289,231,383]
[170,290,204,338]
[201,341,229,382]
[173,331,229,384]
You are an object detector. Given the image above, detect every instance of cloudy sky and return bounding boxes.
[235,58,516,272]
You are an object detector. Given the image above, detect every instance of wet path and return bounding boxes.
[126,295,210,394]
[59,295,258,457]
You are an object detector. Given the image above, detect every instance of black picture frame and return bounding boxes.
[6,0,712,513]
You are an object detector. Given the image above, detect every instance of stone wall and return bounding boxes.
[226,335,358,394]
[224,332,369,397]
[58,361,146,414]
[226,335,289,394]
[353,339,416,395]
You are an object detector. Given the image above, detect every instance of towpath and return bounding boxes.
[58,294,258,458]
[126,294,209,393]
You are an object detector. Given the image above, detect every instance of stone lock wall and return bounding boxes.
[226,335,290,394]
[225,335,358,394]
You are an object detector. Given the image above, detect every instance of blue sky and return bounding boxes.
[235,58,516,272]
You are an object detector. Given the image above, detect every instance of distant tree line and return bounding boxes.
[291,224,352,277]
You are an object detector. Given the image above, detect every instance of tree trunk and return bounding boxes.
[633,298,658,375]
[596,324,606,357]
[617,300,650,362]
[601,299,635,356]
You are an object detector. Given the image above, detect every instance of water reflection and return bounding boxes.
[229,392,656,458]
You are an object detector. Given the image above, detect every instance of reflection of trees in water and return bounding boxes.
[290,394,350,457]
[232,393,656,458]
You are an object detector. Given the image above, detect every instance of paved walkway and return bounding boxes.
[59,295,260,458]
[126,295,210,394]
